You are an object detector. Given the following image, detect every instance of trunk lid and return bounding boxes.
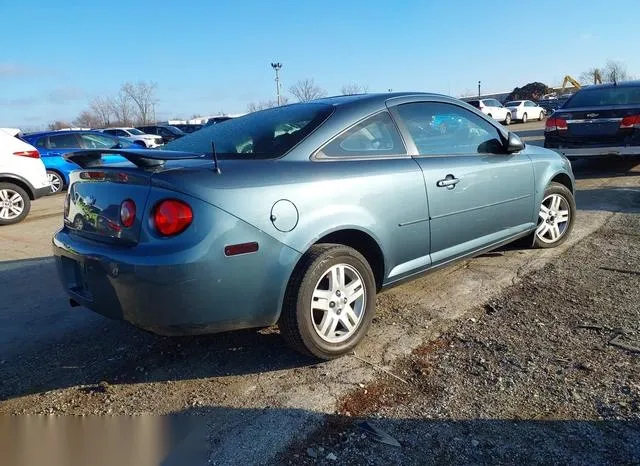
[551,105,640,146]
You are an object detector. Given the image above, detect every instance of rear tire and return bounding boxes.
[504,113,511,125]
[279,244,376,360]
[538,110,545,121]
[0,183,31,225]
[522,113,528,124]
[46,170,64,194]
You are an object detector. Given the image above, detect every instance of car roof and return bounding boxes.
[23,129,106,138]
[314,92,437,106]
[578,80,640,91]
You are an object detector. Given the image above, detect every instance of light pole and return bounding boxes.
[271,62,283,106]
[478,81,481,97]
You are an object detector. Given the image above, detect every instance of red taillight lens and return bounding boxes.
[120,199,136,228]
[545,117,568,132]
[620,114,640,129]
[153,199,193,236]
[13,150,40,158]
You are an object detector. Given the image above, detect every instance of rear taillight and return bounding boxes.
[13,150,40,158]
[620,114,640,129]
[153,199,193,236]
[545,117,568,132]
[120,199,136,228]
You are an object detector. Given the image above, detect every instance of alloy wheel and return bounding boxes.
[536,194,571,244]
[48,172,62,193]
[310,263,366,344]
[0,188,25,220]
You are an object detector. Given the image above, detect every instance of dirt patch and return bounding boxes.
[277,212,640,465]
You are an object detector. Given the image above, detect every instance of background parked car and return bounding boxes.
[203,116,234,127]
[544,80,640,159]
[173,124,203,133]
[467,99,512,124]
[135,125,185,143]
[0,128,50,225]
[100,128,163,148]
[22,130,128,193]
[504,100,546,123]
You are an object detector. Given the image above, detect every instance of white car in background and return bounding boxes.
[100,127,163,148]
[0,128,50,225]
[467,98,512,125]
[504,100,546,123]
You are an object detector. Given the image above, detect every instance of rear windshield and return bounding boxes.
[165,103,334,159]
[564,86,640,108]
[467,100,481,108]
[505,101,521,107]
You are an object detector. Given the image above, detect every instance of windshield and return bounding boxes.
[505,101,521,107]
[127,128,144,135]
[166,126,185,135]
[564,86,640,108]
[164,103,333,159]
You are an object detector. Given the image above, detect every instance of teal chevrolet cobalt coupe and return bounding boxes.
[53,93,576,359]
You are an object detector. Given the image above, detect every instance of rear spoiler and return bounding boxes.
[63,148,211,169]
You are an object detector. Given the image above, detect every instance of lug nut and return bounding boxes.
[329,301,336,308]
[336,290,341,297]
[343,297,348,303]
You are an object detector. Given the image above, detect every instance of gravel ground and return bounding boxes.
[279,212,640,465]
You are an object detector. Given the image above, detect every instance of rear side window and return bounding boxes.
[467,100,481,108]
[317,112,406,158]
[49,134,80,148]
[35,137,48,148]
[79,133,118,149]
[565,86,640,108]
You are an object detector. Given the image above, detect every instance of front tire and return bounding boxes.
[279,244,376,359]
[533,182,576,248]
[539,110,545,121]
[0,183,31,225]
[504,113,512,125]
[522,113,528,124]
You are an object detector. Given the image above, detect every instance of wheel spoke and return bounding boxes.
[329,266,344,291]
[318,313,336,337]
[345,278,363,298]
[550,195,562,212]
[549,224,560,240]
[556,210,570,224]
[0,190,8,201]
[9,193,22,203]
[347,287,364,305]
[0,207,8,219]
[9,205,22,215]
[536,222,549,237]
[341,314,355,332]
[313,289,333,302]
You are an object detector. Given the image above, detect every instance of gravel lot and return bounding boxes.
[279,212,640,465]
[1,144,638,464]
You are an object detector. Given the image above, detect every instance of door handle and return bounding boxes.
[436,174,460,189]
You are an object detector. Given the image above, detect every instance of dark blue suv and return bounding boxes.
[22,130,128,193]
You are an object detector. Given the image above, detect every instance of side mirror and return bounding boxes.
[506,132,525,153]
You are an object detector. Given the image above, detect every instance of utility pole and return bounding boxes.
[271,62,283,106]
[478,81,481,97]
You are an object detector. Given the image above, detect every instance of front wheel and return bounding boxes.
[0,183,31,225]
[504,113,511,125]
[279,244,376,359]
[522,113,528,124]
[538,110,545,121]
[533,182,576,248]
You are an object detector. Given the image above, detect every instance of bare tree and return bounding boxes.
[579,68,603,85]
[48,120,72,130]
[89,97,112,127]
[121,81,158,124]
[73,111,100,128]
[246,97,289,113]
[108,90,134,126]
[604,60,630,83]
[341,83,369,95]
[289,78,327,102]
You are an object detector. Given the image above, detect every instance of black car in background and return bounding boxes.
[173,124,202,133]
[544,81,640,159]
[135,125,185,144]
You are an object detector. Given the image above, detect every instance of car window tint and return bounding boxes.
[564,86,640,107]
[49,134,79,148]
[165,103,333,159]
[157,127,172,136]
[467,100,481,108]
[80,133,118,149]
[35,137,48,147]
[397,102,504,156]
[318,112,406,158]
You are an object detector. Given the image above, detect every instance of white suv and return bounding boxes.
[100,128,163,148]
[467,99,512,125]
[0,128,50,225]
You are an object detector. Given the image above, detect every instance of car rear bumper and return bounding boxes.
[52,225,300,336]
[34,186,51,198]
[548,146,640,157]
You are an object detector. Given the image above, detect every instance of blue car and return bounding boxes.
[53,93,576,359]
[22,130,128,193]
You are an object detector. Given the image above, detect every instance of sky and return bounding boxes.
[2,0,639,129]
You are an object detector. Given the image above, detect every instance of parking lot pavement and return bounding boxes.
[0,159,638,464]
[512,120,545,146]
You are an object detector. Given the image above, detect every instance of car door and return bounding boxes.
[392,101,536,265]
